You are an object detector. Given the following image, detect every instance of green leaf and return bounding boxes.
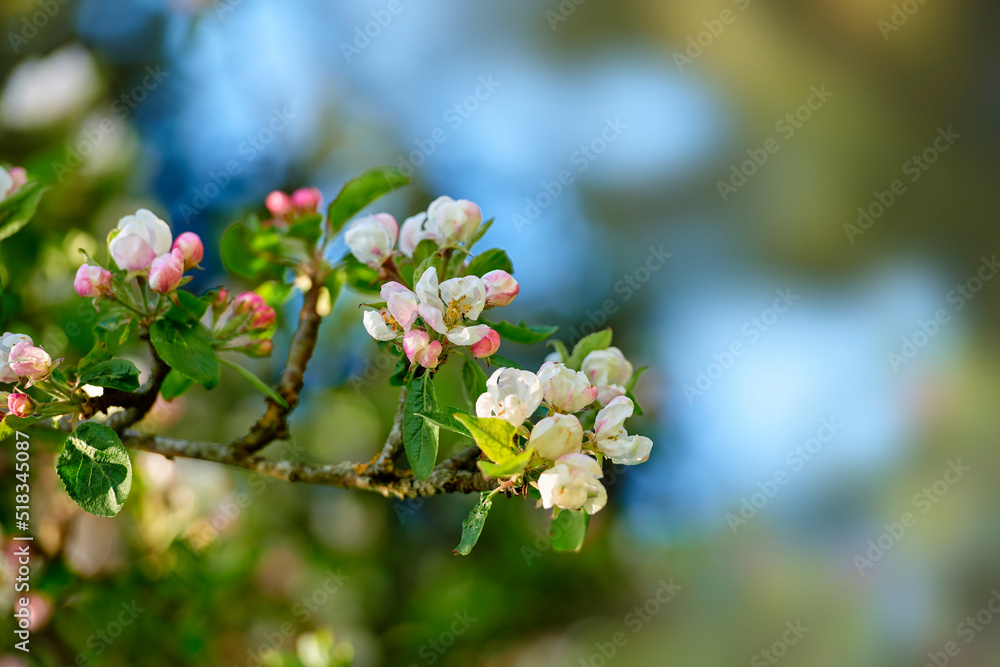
[150,319,220,386]
[342,254,381,294]
[56,422,132,517]
[412,239,438,269]
[165,290,210,325]
[461,358,488,408]
[286,212,323,245]
[79,359,141,391]
[418,408,473,437]
[466,217,494,249]
[96,311,135,347]
[159,369,194,400]
[547,340,569,364]
[78,341,113,370]
[478,448,533,478]
[465,248,513,277]
[625,365,648,393]
[221,219,285,281]
[0,415,41,442]
[388,354,409,387]
[452,414,519,464]
[625,388,644,417]
[566,329,613,370]
[453,491,493,556]
[327,167,409,234]
[412,251,443,287]
[403,376,439,480]
[256,280,296,309]
[549,509,589,553]
[0,181,45,242]
[323,269,346,306]
[219,356,288,408]
[488,320,558,345]
[488,353,522,370]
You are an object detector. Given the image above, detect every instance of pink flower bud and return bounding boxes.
[234,292,266,314]
[250,305,276,329]
[9,167,26,192]
[171,232,204,270]
[403,330,443,369]
[482,270,519,307]
[245,339,274,358]
[8,341,52,380]
[148,250,185,293]
[74,264,113,298]
[215,288,229,306]
[266,191,292,217]
[7,393,34,418]
[471,328,501,358]
[291,187,322,212]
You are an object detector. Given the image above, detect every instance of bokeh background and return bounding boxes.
[2,0,1000,665]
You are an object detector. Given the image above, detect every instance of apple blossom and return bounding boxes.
[536,453,607,514]
[249,305,277,330]
[415,267,490,345]
[8,340,52,380]
[171,232,204,270]
[345,213,398,268]
[475,367,543,426]
[592,396,651,465]
[0,166,26,201]
[109,208,172,271]
[403,330,443,369]
[7,392,34,418]
[148,249,185,293]
[266,190,292,217]
[427,196,481,244]
[234,292,266,314]
[398,212,439,257]
[0,333,32,383]
[529,413,583,460]
[363,309,398,341]
[482,270,519,308]
[471,329,500,358]
[381,282,419,331]
[581,346,634,405]
[244,339,274,358]
[73,264,113,298]
[537,361,598,413]
[291,187,321,212]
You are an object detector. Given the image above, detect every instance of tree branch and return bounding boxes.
[81,339,170,433]
[121,430,494,499]
[228,278,324,458]
[370,388,407,474]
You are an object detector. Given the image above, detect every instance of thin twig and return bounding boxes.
[370,388,407,474]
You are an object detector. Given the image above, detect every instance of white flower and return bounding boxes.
[529,413,583,460]
[398,212,439,256]
[0,332,32,383]
[475,367,543,427]
[109,208,173,271]
[482,270,519,308]
[581,346,634,405]
[592,396,651,465]
[414,267,490,345]
[362,309,397,341]
[345,213,398,268]
[536,453,606,514]
[380,282,419,331]
[537,361,598,413]
[426,196,481,245]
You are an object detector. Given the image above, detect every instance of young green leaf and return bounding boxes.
[0,415,41,442]
[286,212,324,245]
[219,356,288,408]
[327,167,409,234]
[150,319,221,386]
[478,448,533,478]
[547,339,569,364]
[79,359,141,391]
[466,217,494,249]
[159,369,194,400]
[220,220,285,281]
[465,248,513,277]
[0,181,45,242]
[418,408,473,437]
[461,358,488,408]
[566,329,612,370]
[453,491,493,556]
[487,320,559,345]
[549,508,589,552]
[403,375,439,480]
[452,414,519,464]
[625,365,648,392]
[487,353,522,370]
[56,422,132,517]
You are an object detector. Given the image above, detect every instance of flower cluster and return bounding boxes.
[205,289,277,357]
[0,332,59,419]
[349,196,518,369]
[265,187,322,227]
[476,347,652,516]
